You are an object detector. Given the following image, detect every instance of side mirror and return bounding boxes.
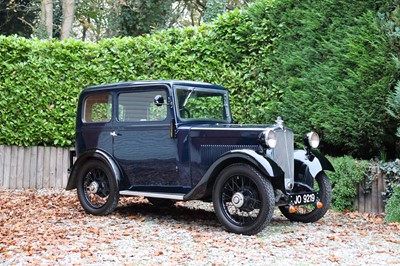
[154,95,165,106]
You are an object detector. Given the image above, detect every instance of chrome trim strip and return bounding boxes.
[119,190,185,200]
[190,126,269,131]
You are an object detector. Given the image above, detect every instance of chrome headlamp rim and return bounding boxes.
[259,128,277,149]
[305,131,320,149]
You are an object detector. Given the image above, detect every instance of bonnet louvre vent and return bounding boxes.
[200,145,258,165]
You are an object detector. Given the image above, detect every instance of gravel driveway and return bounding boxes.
[0,188,399,265]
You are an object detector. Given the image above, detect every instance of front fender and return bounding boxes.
[294,149,335,178]
[184,149,283,200]
[66,149,122,190]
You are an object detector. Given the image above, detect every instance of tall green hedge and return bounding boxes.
[255,0,398,158]
[0,0,398,159]
[0,7,274,147]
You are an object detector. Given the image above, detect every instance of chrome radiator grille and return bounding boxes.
[271,129,294,189]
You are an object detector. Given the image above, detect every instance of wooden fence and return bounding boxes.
[0,145,388,213]
[0,145,71,189]
[353,166,386,214]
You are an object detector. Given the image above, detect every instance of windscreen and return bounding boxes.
[175,85,231,123]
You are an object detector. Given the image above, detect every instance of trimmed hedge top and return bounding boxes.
[0,0,397,159]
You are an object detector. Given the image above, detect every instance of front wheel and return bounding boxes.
[212,163,275,235]
[279,172,331,223]
[77,159,119,215]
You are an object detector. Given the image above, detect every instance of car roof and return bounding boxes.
[82,80,228,93]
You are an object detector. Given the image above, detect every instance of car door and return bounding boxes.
[112,85,189,192]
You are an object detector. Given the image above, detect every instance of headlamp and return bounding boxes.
[304,132,320,149]
[259,128,277,149]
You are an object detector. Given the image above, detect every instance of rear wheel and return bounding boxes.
[279,172,331,223]
[77,159,119,215]
[212,163,275,235]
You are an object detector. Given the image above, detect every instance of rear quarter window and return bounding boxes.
[83,93,112,123]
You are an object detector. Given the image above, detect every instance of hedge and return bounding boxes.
[0,0,398,160]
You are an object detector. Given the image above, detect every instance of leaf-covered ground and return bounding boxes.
[1,189,399,265]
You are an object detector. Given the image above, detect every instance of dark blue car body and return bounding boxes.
[66,80,334,235]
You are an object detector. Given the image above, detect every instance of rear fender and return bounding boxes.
[184,149,283,200]
[66,149,122,190]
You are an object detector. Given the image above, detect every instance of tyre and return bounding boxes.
[77,159,119,215]
[147,197,175,207]
[279,172,331,223]
[212,163,275,235]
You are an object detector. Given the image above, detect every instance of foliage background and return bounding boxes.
[0,0,399,161]
[329,156,369,211]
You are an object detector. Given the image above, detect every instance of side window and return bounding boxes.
[83,93,112,123]
[118,89,167,122]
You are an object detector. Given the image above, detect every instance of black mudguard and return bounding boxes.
[184,149,284,200]
[66,149,123,190]
[293,149,334,188]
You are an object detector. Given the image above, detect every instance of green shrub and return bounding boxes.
[329,156,369,211]
[385,185,400,222]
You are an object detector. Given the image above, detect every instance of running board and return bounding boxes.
[119,190,185,201]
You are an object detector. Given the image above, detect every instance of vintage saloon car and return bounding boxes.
[66,80,334,235]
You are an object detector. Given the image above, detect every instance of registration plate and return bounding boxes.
[290,192,318,205]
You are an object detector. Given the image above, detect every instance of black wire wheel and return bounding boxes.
[212,163,275,235]
[77,159,119,215]
[279,172,331,223]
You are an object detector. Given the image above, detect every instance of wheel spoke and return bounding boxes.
[221,174,262,226]
[83,168,110,209]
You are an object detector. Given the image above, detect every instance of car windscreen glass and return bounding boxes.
[175,86,230,122]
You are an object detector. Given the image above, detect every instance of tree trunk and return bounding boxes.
[40,0,53,39]
[61,0,75,40]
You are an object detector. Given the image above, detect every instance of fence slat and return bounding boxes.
[10,146,18,189]
[49,147,57,187]
[37,146,44,188]
[30,146,38,189]
[371,175,379,214]
[377,173,385,213]
[56,148,63,188]
[357,180,365,212]
[2,146,11,189]
[62,149,70,187]
[355,167,386,214]
[0,145,4,188]
[42,147,51,188]
[23,147,31,188]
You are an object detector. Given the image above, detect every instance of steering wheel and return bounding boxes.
[180,108,191,118]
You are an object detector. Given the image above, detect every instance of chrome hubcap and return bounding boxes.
[232,192,245,208]
[87,181,99,194]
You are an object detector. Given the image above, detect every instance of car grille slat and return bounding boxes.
[272,129,294,189]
